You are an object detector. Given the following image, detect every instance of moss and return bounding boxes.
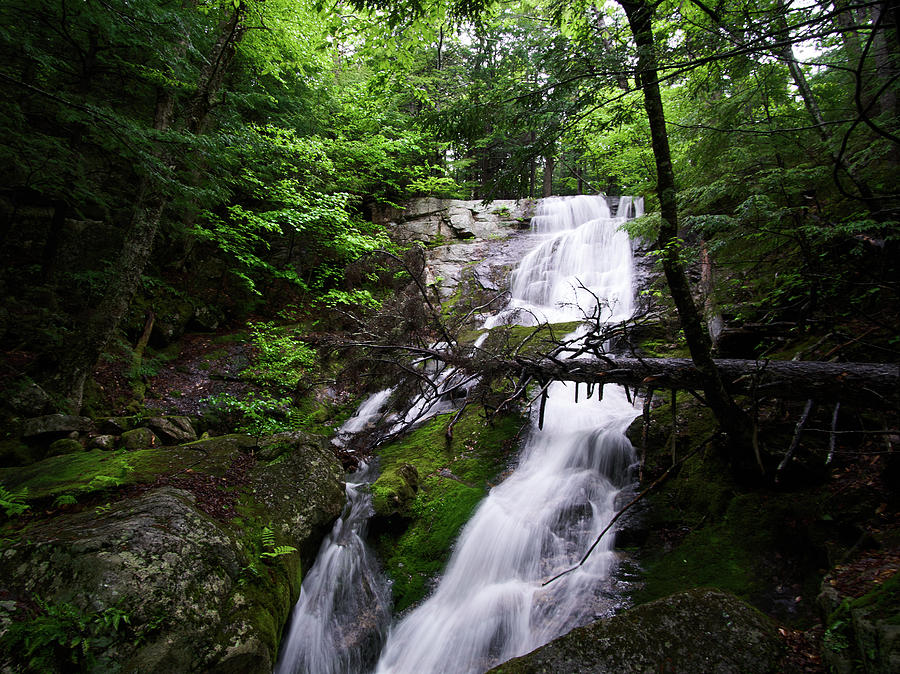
[822,572,900,670]
[0,449,144,504]
[372,406,523,611]
[0,435,255,507]
[632,396,828,625]
[286,392,357,437]
[500,321,582,357]
[213,331,249,344]
[637,336,690,358]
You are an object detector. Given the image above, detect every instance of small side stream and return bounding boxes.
[274,394,393,674]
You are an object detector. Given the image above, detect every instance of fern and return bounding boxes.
[259,525,297,559]
[54,494,77,507]
[261,545,298,558]
[0,486,29,517]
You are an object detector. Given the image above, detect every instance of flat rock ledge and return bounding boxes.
[489,588,787,674]
[373,197,534,243]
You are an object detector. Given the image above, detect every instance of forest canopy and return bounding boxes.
[0,0,896,415]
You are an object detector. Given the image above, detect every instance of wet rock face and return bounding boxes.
[0,439,344,673]
[375,198,537,303]
[489,589,785,674]
[374,198,534,244]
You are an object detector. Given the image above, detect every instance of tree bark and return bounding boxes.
[542,155,555,197]
[48,4,246,412]
[620,0,754,446]
[505,356,899,408]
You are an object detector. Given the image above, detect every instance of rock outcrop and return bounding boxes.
[0,432,344,673]
[489,588,786,673]
[373,198,533,243]
[375,198,536,302]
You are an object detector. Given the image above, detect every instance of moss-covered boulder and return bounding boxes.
[489,588,786,673]
[47,437,84,456]
[121,427,161,450]
[0,435,344,672]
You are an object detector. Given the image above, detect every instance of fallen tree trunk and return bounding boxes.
[506,357,899,407]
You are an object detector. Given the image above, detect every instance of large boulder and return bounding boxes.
[145,416,197,444]
[0,437,344,673]
[20,414,93,439]
[490,588,786,674]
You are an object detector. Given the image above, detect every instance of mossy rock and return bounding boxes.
[47,438,84,457]
[821,572,900,674]
[489,588,786,673]
[0,434,260,509]
[0,436,344,672]
[121,427,161,450]
[628,395,829,626]
[482,321,582,358]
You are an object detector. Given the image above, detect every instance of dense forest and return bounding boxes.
[0,0,897,671]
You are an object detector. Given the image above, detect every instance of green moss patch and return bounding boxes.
[636,489,827,619]
[0,434,259,511]
[372,406,524,611]
[631,395,830,625]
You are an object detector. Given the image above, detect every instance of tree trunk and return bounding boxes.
[542,155,555,197]
[507,356,899,408]
[871,1,899,118]
[620,0,754,447]
[48,4,246,412]
[774,0,879,209]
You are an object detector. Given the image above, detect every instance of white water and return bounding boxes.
[276,194,642,674]
[333,389,393,445]
[275,442,391,674]
[485,194,643,327]
[374,194,642,674]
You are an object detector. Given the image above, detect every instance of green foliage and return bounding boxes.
[0,598,131,672]
[0,486,29,518]
[53,494,78,508]
[316,289,383,312]
[259,525,298,559]
[205,392,294,438]
[243,322,317,391]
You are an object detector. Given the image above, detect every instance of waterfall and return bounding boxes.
[332,389,393,445]
[485,194,642,327]
[374,194,642,673]
[276,194,642,674]
[275,405,392,674]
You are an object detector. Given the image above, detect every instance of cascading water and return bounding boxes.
[276,194,643,674]
[374,194,643,673]
[274,395,393,674]
[485,194,643,327]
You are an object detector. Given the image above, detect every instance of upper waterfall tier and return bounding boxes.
[485,194,643,327]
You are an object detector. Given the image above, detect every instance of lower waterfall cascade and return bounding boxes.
[275,193,644,674]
